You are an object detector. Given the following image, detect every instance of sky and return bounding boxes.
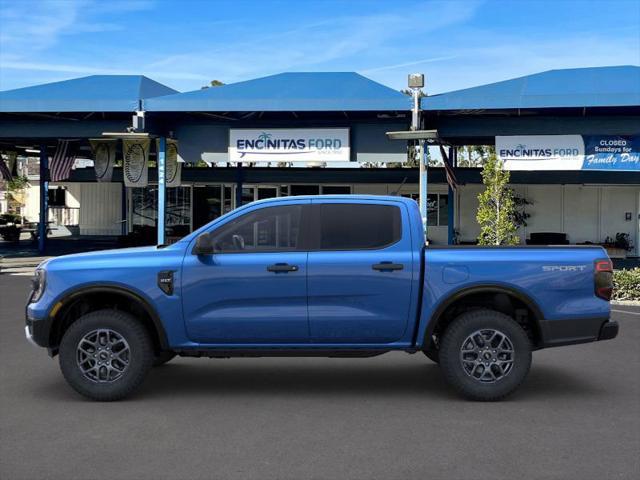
[0,0,639,94]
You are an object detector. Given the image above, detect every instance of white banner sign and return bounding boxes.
[122,138,150,187]
[496,135,585,170]
[229,128,350,163]
[90,139,116,182]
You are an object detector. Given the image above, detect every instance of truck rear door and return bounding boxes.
[307,200,414,344]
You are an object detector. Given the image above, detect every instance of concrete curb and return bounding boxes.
[611,299,640,306]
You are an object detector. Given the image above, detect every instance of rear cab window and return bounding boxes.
[317,203,402,250]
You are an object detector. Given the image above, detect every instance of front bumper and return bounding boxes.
[25,314,52,349]
[540,317,619,348]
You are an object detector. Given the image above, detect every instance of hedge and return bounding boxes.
[612,268,640,301]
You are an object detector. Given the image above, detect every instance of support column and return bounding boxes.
[235,162,243,208]
[121,182,127,236]
[157,137,166,245]
[418,140,428,239]
[447,146,456,245]
[38,145,48,254]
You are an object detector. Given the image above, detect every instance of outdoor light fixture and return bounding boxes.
[101,132,152,139]
[408,73,425,89]
[386,130,440,141]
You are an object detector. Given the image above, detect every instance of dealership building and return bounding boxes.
[0,66,639,256]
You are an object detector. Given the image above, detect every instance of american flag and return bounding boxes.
[0,157,12,181]
[439,145,458,190]
[49,140,78,182]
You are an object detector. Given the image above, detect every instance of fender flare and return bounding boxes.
[51,284,169,350]
[421,284,545,346]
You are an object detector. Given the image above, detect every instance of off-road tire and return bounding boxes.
[59,309,154,401]
[153,351,176,367]
[439,309,532,401]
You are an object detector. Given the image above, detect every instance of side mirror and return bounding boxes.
[193,232,214,255]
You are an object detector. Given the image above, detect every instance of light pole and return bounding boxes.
[408,73,426,238]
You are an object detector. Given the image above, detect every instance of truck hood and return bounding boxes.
[43,245,174,270]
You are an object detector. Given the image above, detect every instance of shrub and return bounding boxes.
[612,268,640,301]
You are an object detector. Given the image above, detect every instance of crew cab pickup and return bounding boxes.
[26,195,618,401]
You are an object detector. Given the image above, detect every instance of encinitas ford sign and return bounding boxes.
[229,128,350,163]
[497,135,640,171]
[496,135,585,170]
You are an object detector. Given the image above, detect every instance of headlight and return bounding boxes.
[31,269,46,302]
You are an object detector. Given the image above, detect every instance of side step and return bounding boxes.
[175,348,392,359]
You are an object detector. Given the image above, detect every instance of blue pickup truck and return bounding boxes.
[26,195,618,401]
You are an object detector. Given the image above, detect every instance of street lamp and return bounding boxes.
[408,73,427,237]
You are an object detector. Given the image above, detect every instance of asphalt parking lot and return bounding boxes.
[1,274,639,480]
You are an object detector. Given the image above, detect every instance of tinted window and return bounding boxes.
[319,204,401,250]
[211,205,302,253]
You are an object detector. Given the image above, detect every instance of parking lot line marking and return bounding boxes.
[612,309,640,316]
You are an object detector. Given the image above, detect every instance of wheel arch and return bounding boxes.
[49,285,169,354]
[421,284,545,350]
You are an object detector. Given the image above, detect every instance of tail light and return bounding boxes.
[594,258,613,301]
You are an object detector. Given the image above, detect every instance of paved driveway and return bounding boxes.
[1,275,638,480]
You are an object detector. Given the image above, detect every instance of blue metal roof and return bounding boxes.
[422,66,640,111]
[145,72,411,112]
[0,75,178,113]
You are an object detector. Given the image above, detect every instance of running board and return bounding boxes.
[175,348,392,359]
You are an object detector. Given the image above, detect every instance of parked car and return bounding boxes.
[25,195,618,401]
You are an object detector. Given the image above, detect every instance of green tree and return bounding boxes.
[457,145,495,167]
[476,153,518,245]
[201,79,225,89]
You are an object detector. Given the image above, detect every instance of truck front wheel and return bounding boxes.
[439,309,532,401]
[58,309,154,401]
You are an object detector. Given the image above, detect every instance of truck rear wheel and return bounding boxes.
[439,309,531,401]
[58,309,154,401]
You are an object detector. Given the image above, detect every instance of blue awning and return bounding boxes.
[145,72,411,112]
[0,75,178,113]
[422,66,640,111]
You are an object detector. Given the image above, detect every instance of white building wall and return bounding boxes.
[523,186,563,235]
[599,186,639,255]
[562,186,599,243]
[455,183,639,256]
[23,181,41,222]
[457,184,483,243]
[78,182,122,235]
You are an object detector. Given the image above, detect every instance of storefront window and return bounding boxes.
[290,184,320,196]
[403,192,449,227]
[321,185,351,194]
[131,186,192,240]
[166,187,191,237]
[131,187,157,228]
[193,186,222,229]
[427,194,438,226]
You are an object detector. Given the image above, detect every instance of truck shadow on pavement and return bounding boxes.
[131,361,606,401]
[32,360,606,402]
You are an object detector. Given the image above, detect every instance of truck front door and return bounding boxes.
[307,200,414,344]
[182,201,310,344]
